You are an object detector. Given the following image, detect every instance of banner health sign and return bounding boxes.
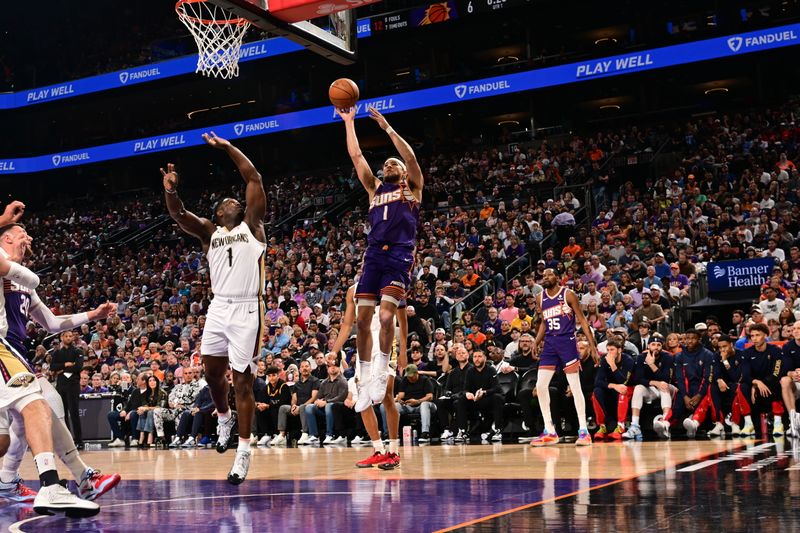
[706,258,775,293]
[0,23,798,174]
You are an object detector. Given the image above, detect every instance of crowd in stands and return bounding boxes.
[11,96,800,448]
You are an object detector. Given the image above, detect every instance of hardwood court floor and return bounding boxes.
[5,439,787,532]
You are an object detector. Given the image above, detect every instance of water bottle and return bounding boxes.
[402,425,412,445]
[412,429,418,446]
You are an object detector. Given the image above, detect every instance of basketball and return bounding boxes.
[329,78,360,109]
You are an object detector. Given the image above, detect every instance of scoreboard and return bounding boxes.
[369,0,531,34]
[459,0,532,15]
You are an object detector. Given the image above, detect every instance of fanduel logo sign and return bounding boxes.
[453,80,510,99]
[233,120,280,137]
[52,153,90,167]
[726,29,798,53]
[707,258,775,293]
[119,67,161,85]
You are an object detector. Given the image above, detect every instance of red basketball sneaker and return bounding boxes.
[377,453,401,470]
[0,478,37,503]
[356,451,389,468]
[77,469,121,501]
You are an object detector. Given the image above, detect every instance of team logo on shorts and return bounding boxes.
[7,373,35,388]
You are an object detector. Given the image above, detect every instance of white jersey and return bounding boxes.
[207,221,266,300]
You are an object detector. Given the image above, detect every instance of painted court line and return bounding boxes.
[9,491,392,533]
[433,444,749,532]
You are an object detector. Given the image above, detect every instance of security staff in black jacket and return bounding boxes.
[50,331,84,445]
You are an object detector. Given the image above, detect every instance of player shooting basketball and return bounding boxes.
[161,131,267,485]
[335,106,422,460]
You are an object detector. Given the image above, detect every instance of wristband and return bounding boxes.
[7,261,39,289]
[385,127,395,135]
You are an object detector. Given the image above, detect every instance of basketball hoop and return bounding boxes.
[176,0,252,79]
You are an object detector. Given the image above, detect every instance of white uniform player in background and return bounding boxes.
[0,223,120,504]
[0,205,99,517]
[328,282,407,470]
[162,131,267,485]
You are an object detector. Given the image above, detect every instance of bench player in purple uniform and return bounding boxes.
[335,105,422,443]
[531,269,597,446]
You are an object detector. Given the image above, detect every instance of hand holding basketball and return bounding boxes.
[160,163,179,192]
[368,106,390,131]
[202,131,231,149]
[335,107,357,122]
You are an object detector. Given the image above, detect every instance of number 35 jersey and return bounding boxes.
[540,287,576,337]
[207,221,266,300]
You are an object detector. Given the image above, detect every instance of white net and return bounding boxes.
[176,0,252,79]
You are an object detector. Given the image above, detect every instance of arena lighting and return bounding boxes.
[599,104,621,110]
[594,37,618,45]
[186,100,256,119]
[704,87,729,95]
[395,70,411,76]
[2,22,799,174]
[497,56,520,63]
[497,120,520,126]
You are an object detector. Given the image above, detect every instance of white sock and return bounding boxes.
[388,439,399,455]
[374,352,389,372]
[53,417,89,481]
[775,415,782,424]
[0,468,17,484]
[536,369,556,434]
[372,440,385,453]
[565,371,588,430]
[218,410,231,423]
[237,437,250,452]
[358,360,372,382]
[33,452,56,476]
[791,410,796,418]
[632,415,640,426]
[744,415,753,426]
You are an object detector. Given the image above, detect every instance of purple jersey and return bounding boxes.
[367,180,420,249]
[3,279,32,356]
[541,287,576,337]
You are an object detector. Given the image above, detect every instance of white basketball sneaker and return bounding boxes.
[227,450,251,485]
[33,484,100,518]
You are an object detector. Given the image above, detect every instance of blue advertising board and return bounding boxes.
[0,23,798,174]
[706,258,776,293]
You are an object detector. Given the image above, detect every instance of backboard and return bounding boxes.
[208,0,363,64]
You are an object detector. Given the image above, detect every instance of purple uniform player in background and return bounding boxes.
[335,105,423,435]
[531,269,598,447]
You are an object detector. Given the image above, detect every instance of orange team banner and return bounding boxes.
[269,0,383,23]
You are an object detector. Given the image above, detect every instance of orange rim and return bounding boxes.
[175,0,249,26]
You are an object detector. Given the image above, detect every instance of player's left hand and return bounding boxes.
[368,106,390,131]
[202,131,231,149]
